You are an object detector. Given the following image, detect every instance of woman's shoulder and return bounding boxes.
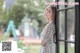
[47,21,55,27]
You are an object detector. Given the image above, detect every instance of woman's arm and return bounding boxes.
[41,23,55,45]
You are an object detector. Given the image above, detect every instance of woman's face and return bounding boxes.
[44,7,54,22]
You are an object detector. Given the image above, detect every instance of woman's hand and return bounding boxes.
[41,40,46,47]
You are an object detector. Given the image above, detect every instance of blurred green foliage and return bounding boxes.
[0,0,3,21]
[0,0,46,33]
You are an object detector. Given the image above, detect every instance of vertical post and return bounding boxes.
[64,0,68,53]
[75,1,80,53]
[56,0,60,53]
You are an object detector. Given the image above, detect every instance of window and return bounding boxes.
[55,0,76,53]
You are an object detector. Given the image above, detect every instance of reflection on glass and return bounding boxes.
[68,0,74,3]
[60,42,65,53]
[59,5,65,9]
[67,9,75,41]
[68,43,75,53]
[67,0,75,7]
[59,11,65,40]
[58,0,65,9]
[67,3,75,7]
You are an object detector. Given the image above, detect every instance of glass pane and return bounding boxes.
[67,0,75,7]
[67,9,75,53]
[58,0,65,9]
[67,3,75,7]
[67,9,75,41]
[60,42,65,53]
[59,5,65,9]
[45,0,55,2]
[68,0,74,2]
[59,11,65,40]
[68,43,75,53]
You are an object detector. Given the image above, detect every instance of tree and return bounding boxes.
[2,4,25,28]
[1,0,46,33]
[9,4,25,27]
[16,0,46,32]
[0,0,3,20]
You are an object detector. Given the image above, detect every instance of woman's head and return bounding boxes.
[44,4,56,23]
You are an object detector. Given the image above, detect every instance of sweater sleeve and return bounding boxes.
[42,23,55,44]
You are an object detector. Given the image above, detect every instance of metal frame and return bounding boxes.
[56,0,59,53]
[75,0,80,53]
[55,0,79,53]
[57,6,75,11]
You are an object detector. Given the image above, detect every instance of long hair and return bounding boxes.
[50,4,57,43]
[50,5,56,25]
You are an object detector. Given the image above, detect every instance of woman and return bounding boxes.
[40,4,56,53]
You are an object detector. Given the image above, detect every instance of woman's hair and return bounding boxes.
[47,4,57,43]
[51,5,57,43]
[47,4,56,25]
[51,6,57,33]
